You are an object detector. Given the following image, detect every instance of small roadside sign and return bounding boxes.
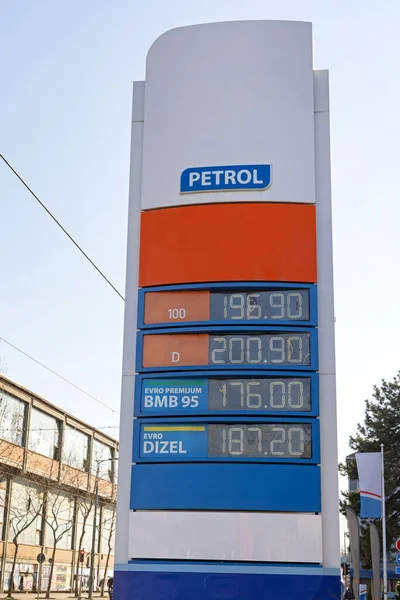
[396,567,400,575]
[396,554,400,566]
[396,538,400,552]
[36,553,45,564]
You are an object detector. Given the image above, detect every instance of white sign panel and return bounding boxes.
[141,20,315,209]
[129,511,322,563]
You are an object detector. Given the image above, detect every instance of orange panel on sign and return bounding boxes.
[142,334,209,368]
[139,203,317,287]
[144,291,210,324]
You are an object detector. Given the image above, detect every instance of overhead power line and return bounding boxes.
[0,153,125,301]
[0,336,119,416]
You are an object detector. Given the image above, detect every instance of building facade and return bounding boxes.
[0,375,117,593]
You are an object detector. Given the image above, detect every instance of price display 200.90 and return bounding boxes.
[139,328,317,371]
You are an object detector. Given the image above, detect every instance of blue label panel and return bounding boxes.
[114,568,341,600]
[130,463,321,512]
[135,371,320,418]
[141,425,207,458]
[180,164,271,193]
[141,378,208,413]
[134,418,320,464]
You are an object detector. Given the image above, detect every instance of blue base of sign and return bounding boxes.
[114,565,341,600]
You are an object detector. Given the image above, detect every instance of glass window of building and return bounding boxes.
[0,478,7,539]
[8,478,43,545]
[92,441,114,481]
[44,490,74,550]
[76,500,94,552]
[28,408,61,459]
[100,505,116,555]
[62,427,90,471]
[0,391,26,446]
[114,451,118,484]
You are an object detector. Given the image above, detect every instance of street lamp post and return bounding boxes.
[88,457,117,599]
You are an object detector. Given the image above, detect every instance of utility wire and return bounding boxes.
[0,153,125,301]
[0,336,119,416]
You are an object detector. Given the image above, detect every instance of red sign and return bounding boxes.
[396,539,400,552]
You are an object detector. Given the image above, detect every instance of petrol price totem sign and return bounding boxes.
[115,20,341,600]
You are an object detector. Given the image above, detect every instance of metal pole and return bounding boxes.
[381,444,387,600]
[344,531,350,586]
[39,558,43,599]
[79,558,83,599]
[88,465,99,598]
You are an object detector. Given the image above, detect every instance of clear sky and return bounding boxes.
[1,0,399,505]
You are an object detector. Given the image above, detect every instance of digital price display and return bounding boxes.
[137,422,314,461]
[208,378,310,411]
[140,330,315,370]
[211,290,309,321]
[139,376,312,414]
[141,286,313,327]
[209,423,312,458]
[209,333,309,365]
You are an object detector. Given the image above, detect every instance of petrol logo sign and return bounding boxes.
[180,164,272,194]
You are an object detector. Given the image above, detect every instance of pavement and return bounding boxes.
[3,594,110,599]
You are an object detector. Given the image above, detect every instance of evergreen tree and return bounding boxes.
[339,371,400,568]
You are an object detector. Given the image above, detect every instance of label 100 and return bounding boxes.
[168,308,186,320]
